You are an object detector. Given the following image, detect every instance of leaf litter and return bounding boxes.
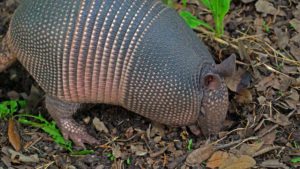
[0,0,300,168]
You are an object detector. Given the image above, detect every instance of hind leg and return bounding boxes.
[45,95,97,147]
[0,36,16,72]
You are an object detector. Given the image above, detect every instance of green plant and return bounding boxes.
[262,21,270,32]
[162,0,175,7]
[182,0,187,7]
[0,100,26,119]
[294,141,299,149]
[18,113,93,155]
[1,100,92,154]
[127,157,131,164]
[291,157,300,163]
[278,90,284,96]
[277,63,283,70]
[201,0,231,37]
[107,153,115,161]
[187,139,192,151]
[180,11,215,32]
[172,0,231,37]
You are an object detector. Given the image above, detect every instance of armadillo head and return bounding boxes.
[190,54,236,136]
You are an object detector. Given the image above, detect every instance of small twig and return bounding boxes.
[194,27,238,50]
[253,146,282,157]
[149,145,169,158]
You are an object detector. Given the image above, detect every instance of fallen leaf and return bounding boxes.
[226,68,251,92]
[112,144,122,158]
[293,3,300,19]
[219,155,256,169]
[255,0,286,16]
[92,117,109,134]
[260,159,289,169]
[235,88,252,104]
[8,119,21,152]
[274,113,291,126]
[255,74,280,91]
[150,122,165,138]
[257,96,266,105]
[238,141,264,156]
[285,99,298,109]
[290,19,300,33]
[288,89,299,101]
[258,125,276,145]
[186,145,214,166]
[206,151,229,169]
[8,148,39,163]
[130,145,147,156]
[290,44,300,62]
[274,28,289,49]
[125,127,134,138]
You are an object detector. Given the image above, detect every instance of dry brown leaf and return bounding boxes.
[258,126,276,145]
[206,151,229,169]
[92,117,109,134]
[290,19,300,33]
[255,0,286,16]
[274,28,289,49]
[219,155,256,169]
[255,74,278,92]
[260,159,289,169]
[274,113,291,126]
[8,119,21,152]
[238,141,264,157]
[235,88,252,104]
[186,145,214,166]
[226,68,251,92]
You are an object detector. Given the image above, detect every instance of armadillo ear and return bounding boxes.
[204,73,221,90]
[215,54,236,77]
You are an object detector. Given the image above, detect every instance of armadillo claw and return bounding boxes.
[59,119,98,148]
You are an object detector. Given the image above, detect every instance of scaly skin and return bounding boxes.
[1,0,236,147]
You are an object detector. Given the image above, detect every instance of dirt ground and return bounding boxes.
[0,0,299,168]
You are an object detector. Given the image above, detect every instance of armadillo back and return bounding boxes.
[9,0,215,126]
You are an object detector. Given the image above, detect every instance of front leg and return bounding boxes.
[45,95,97,147]
[0,36,16,72]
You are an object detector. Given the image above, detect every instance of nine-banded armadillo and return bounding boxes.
[0,0,235,147]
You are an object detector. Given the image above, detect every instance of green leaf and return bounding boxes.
[182,0,187,7]
[0,100,26,119]
[187,139,192,151]
[201,0,212,10]
[18,113,93,154]
[291,157,300,163]
[127,157,131,164]
[294,141,299,149]
[210,0,231,37]
[163,0,174,8]
[180,11,215,32]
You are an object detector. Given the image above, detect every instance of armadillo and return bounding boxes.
[0,0,236,147]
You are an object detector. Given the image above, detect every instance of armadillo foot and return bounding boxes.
[0,36,16,72]
[58,118,98,147]
[45,95,98,148]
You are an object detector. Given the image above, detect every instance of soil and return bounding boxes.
[0,0,299,168]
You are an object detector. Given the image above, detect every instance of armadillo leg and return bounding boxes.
[0,36,16,72]
[45,95,97,147]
